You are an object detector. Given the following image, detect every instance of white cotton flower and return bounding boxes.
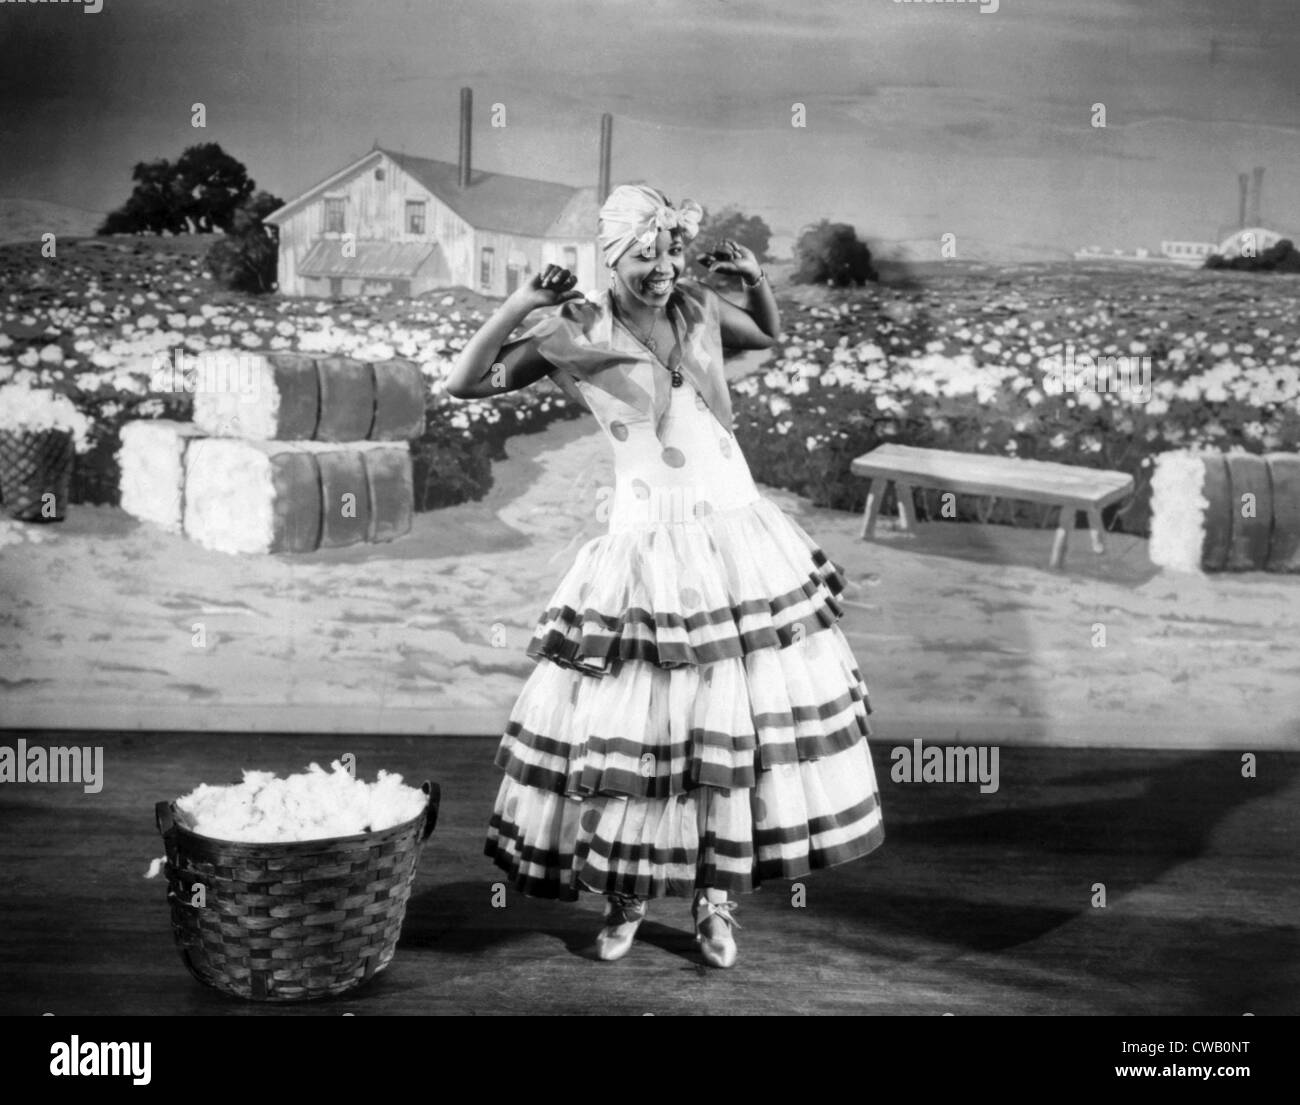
[1145,398,1170,416]
[167,313,187,330]
[0,382,92,451]
[17,349,39,369]
[39,344,64,364]
[1209,341,1229,357]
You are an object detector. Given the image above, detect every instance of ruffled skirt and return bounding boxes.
[484,495,885,899]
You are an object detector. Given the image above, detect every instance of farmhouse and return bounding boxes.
[264,89,614,299]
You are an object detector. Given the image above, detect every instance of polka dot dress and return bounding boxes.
[588,373,758,535]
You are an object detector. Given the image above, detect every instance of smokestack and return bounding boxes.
[1251,166,1264,226]
[1238,173,1250,229]
[458,87,472,190]
[598,114,613,205]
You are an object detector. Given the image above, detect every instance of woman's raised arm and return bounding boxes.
[697,240,780,350]
[444,266,585,399]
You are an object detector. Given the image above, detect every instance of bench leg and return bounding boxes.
[860,480,885,539]
[1086,507,1106,554]
[1050,511,1071,570]
[896,482,918,534]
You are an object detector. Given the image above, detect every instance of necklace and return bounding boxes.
[611,294,684,387]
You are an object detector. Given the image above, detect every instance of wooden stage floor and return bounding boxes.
[0,731,1296,1016]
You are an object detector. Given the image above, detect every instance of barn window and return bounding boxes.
[324,198,345,234]
[375,168,385,181]
[563,246,578,273]
[480,247,495,288]
[406,201,426,235]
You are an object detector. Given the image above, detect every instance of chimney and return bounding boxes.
[1251,165,1264,226]
[598,113,613,205]
[1238,173,1250,228]
[458,87,472,190]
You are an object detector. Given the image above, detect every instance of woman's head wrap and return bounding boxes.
[597,185,703,268]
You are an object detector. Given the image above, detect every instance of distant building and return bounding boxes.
[1072,241,1216,267]
[264,90,615,298]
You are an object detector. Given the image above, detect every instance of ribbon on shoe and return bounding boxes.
[514,282,733,443]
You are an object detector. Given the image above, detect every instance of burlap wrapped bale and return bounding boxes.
[192,355,423,443]
[182,439,412,555]
[117,420,207,532]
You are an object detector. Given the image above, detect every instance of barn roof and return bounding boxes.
[384,149,600,238]
[264,147,601,239]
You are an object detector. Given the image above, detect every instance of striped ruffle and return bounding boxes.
[525,496,848,675]
[497,626,873,798]
[484,740,885,899]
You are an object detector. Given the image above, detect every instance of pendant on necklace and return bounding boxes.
[670,370,683,387]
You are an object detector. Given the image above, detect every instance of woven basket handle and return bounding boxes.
[421,781,441,841]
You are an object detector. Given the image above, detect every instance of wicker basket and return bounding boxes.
[155,780,440,1002]
[0,429,75,521]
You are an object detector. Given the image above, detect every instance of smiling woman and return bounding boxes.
[447,182,886,971]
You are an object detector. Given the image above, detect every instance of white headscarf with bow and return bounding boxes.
[597,185,703,268]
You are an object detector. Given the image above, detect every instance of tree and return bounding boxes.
[1204,238,1300,273]
[205,190,283,294]
[98,144,257,235]
[792,220,878,286]
[685,205,773,288]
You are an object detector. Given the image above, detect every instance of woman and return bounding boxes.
[447,184,884,968]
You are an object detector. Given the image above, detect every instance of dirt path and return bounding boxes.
[2,381,1297,747]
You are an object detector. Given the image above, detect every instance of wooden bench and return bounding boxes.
[850,444,1135,570]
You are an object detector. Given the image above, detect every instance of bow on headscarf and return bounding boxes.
[597,185,703,268]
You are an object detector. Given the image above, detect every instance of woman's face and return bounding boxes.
[613,229,685,309]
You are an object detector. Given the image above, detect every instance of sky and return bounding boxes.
[1,0,1297,259]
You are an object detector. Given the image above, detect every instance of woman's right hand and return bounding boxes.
[507,265,586,314]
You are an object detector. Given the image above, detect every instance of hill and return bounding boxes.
[0,198,106,246]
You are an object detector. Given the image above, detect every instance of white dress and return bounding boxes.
[484,280,884,899]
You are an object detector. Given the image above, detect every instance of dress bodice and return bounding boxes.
[513,280,756,533]
[574,362,759,533]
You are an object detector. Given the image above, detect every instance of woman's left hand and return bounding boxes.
[697,240,761,282]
